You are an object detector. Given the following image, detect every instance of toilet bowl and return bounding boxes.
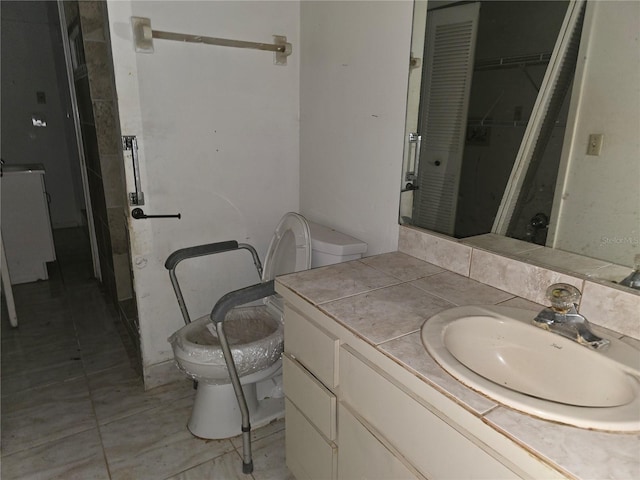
[169,213,367,439]
[171,306,283,384]
[170,307,286,439]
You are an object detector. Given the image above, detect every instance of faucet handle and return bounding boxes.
[546,283,581,312]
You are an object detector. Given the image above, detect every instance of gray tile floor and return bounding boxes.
[1,227,291,480]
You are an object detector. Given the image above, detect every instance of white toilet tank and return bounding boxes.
[307,221,367,267]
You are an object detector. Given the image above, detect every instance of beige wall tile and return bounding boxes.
[462,233,541,256]
[469,249,583,306]
[590,263,635,284]
[93,100,120,155]
[517,247,612,277]
[85,41,114,100]
[580,281,640,339]
[113,253,133,301]
[100,154,126,208]
[107,207,128,254]
[398,226,471,276]
[78,0,105,42]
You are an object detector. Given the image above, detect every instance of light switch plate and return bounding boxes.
[587,133,604,156]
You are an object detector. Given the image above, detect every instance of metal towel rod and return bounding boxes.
[131,17,292,65]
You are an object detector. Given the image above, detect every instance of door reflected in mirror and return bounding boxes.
[401,0,640,276]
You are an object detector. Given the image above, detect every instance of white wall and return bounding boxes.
[107,0,414,387]
[1,1,85,228]
[550,1,640,266]
[107,1,300,382]
[299,0,414,255]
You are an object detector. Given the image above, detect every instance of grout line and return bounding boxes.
[0,374,87,403]
[467,246,475,278]
[0,425,99,459]
[315,278,406,306]
[88,395,114,479]
[375,328,421,347]
[159,448,245,480]
[72,283,114,479]
[495,295,524,306]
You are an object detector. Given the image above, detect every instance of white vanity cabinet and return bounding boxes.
[280,288,565,480]
[283,302,421,479]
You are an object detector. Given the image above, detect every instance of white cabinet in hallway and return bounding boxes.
[1,164,55,284]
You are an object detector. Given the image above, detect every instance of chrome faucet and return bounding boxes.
[619,254,640,290]
[533,283,610,350]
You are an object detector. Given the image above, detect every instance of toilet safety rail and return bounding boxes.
[165,241,275,474]
[210,281,277,474]
[165,240,263,325]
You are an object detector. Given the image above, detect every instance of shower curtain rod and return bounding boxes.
[475,52,552,71]
[131,17,292,65]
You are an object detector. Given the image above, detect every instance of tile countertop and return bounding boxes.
[276,252,640,480]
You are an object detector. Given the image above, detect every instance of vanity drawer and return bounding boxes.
[339,345,519,480]
[283,353,337,440]
[284,305,340,389]
[285,398,337,480]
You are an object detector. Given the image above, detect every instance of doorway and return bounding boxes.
[1,0,97,276]
[410,1,570,244]
[1,0,140,370]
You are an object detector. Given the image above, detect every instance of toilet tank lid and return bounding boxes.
[308,221,367,256]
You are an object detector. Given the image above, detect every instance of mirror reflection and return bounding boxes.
[401,0,640,280]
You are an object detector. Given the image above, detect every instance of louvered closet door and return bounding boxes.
[413,3,480,235]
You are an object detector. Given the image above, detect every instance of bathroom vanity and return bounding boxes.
[0,164,56,284]
[276,249,640,480]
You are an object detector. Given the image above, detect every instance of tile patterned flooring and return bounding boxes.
[1,228,291,480]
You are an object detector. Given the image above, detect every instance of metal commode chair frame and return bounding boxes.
[165,240,278,474]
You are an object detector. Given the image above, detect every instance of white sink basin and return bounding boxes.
[422,305,640,432]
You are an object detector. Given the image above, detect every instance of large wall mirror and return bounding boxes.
[400,0,640,289]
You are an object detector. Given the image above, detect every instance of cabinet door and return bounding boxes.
[340,346,519,479]
[338,403,421,480]
[285,398,337,480]
[1,171,56,283]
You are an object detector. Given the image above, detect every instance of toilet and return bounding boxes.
[169,213,367,439]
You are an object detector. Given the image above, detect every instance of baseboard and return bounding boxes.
[143,358,186,390]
